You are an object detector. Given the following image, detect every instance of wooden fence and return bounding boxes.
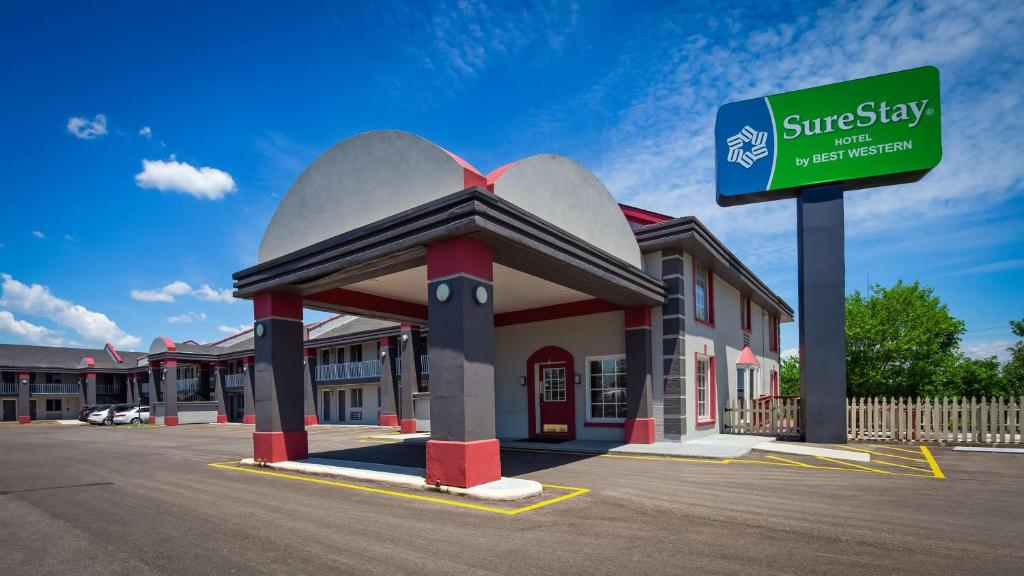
[723,396,802,437]
[848,396,1023,444]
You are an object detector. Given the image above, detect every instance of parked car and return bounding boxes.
[87,404,118,426]
[112,405,150,425]
[78,404,99,422]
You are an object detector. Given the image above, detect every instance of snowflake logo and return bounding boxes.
[726,126,769,169]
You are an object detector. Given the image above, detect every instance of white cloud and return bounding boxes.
[0,311,65,346]
[132,280,236,304]
[31,230,44,239]
[67,114,108,139]
[781,347,799,360]
[963,340,1013,363]
[134,157,236,200]
[166,311,208,324]
[193,284,236,303]
[131,280,193,303]
[64,234,74,242]
[218,324,249,334]
[139,126,152,139]
[0,273,140,348]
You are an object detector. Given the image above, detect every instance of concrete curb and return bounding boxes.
[238,457,543,500]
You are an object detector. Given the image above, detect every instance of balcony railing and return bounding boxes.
[223,373,246,389]
[2,382,19,394]
[395,354,431,375]
[315,360,380,381]
[30,383,80,395]
[96,384,121,395]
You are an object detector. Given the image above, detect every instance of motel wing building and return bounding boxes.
[2,130,790,489]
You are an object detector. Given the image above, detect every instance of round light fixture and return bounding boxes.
[436,282,451,303]
[474,285,488,304]
[255,323,265,337]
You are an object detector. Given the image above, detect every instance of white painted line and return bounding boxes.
[753,442,871,462]
[952,446,1024,454]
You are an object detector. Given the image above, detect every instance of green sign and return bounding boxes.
[716,66,942,206]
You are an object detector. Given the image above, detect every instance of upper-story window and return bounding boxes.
[741,296,752,332]
[320,349,331,364]
[350,345,363,363]
[693,261,715,326]
[769,316,780,352]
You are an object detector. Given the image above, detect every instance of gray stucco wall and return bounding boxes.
[494,310,626,442]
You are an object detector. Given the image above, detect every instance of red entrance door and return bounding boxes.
[527,346,575,441]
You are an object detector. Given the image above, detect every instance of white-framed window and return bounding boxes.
[542,366,566,402]
[586,355,627,422]
[351,388,363,408]
[693,261,714,325]
[695,354,716,424]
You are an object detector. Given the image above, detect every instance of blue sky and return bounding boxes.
[0,0,1021,359]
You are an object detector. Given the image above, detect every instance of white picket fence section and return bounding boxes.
[848,396,1023,444]
[724,397,802,437]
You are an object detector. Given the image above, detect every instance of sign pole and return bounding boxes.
[797,184,847,443]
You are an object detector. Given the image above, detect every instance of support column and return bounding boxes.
[163,360,178,426]
[214,362,228,423]
[399,325,423,434]
[302,349,318,426]
[242,356,256,424]
[661,249,687,441]
[17,372,31,424]
[147,362,162,424]
[378,336,399,427]
[425,236,499,488]
[126,375,135,405]
[625,307,656,443]
[252,292,308,463]
[797,184,847,444]
[131,373,141,405]
[83,373,97,405]
[199,363,212,403]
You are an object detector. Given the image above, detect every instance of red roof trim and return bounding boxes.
[104,343,123,364]
[619,203,673,226]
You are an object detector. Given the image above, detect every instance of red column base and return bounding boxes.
[164,415,179,426]
[17,415,31,424]
[242,415,256,424]
[624,417,656,444]
[148,416,156,425]
[379,414,399,427]
[217,414,229,424]
[304,414,319,426]
[425,438,501,488]
[253,430,309,463]
[399,418,417,434]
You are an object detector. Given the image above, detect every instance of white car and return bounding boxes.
[112,405,150,425]
[87,404,115,425]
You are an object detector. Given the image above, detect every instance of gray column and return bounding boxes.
[83,373,97,405]
[399,325,423,434]
[130,374,141,405]
[303,349,318,425]
[252,292,308,463]
[214,363,228,423]
[424,236,500,488]
[378,337,399,427]
[199,363,212,402]
[147,364,162,423]
[126,375,135,405]
[163,360,178,426]
[661,249,687,441]
[625,307,655,443]
[797,184,847,444]
[16,372,30,423]
[242,357,256,424]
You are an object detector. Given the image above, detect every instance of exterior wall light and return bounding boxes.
[402,333,409,342]
[381,349,387,357]
[575,373,581,385]
[255,323,265,337]
[474,285,488,304]
[520,376,527,387]
[435,282,451,303]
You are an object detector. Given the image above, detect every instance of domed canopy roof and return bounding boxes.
[258,130,642,268]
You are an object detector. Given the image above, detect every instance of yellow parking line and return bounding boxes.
[870,445,927,454]
[208,462,589,516]
[868,459,934,474]
[765,455,814,467]
[816,456,896,474]
[920,446,945,479]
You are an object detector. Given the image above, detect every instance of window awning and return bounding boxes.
[736,345,760,367]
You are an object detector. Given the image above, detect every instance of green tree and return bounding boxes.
[927,355,1005,398]
[1003,316,1024,395]
[845,281,965,398]
[779,355,800,396]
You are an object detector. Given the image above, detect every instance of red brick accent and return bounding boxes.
[379,414,399,427]
[399,418,417,434]
[253,430,309,463]
[304,414,319,426]
[254,292,303,321]
[17,415,31,424]
[242,415,256,425]
[217,414,228,424]
[148,416,157,424]
[425,438,501,488]
[624,417,656,444]
[426,236,493,281]
[164,416,179,426]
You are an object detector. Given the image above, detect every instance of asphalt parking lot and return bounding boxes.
[2,423,1022,575]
